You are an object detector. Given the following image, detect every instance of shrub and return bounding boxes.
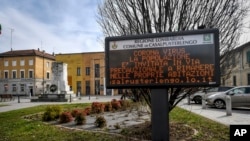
[95,116,107,128]
[71,109,82,117]
[91,102,105,114]
[114,123,121,129]
[111,99,117,102]
[104,102,112,112]
[111,99,121,111]
[84,107,91,115]
[59,111,73,123]
[42,105,62,121]
[119,100,131,110]
[75,112,86,125]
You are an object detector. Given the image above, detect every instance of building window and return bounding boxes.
[76,81,81,93]
[95,80,100,95]
[4,71,8,79]
[12,61,17,66]
[29,70,33,78]
[20,60,25,66]
[233,76,237,86]
[95,64,100,78]
[4,84,8,92]
[4,61,8,66]
[247,51,250,64]
[20,70,25,78]
[12,84,17,92]
[46,72,50,79]
[46,62,50,68]
[86,67,90,75]
[29,59,33,65]
[86,81,90,95]
[248,74,250,85]
[20,84,25,92]
[12,70,17,79]
[77,67,81,76]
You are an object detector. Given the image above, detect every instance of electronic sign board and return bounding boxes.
[105,29,220,88]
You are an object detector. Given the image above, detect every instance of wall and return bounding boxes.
[55,52,119,96]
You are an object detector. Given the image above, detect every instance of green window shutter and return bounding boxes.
[247,51,250,63]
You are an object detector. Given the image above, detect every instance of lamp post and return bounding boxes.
[9,28,14,50]
[43,50,45,94]
[18,82,20,103]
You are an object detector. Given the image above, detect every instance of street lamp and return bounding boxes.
[9,28,14,50]
[43,50,45,94]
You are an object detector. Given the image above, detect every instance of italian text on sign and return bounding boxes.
[105,29,220,88]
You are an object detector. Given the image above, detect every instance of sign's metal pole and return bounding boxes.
[151,88,169,141]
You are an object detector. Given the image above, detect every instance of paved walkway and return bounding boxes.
[1,96,250,126]
[178,99,250,126]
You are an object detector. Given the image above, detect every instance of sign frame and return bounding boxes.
[105,29,220,88]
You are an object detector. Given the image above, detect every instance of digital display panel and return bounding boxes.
[105,29,220,88]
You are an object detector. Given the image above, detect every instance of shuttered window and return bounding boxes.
[247,51,250,63]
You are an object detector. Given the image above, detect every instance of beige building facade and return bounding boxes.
[0,49,55,95]
[56,52,119,96]
[221,42,250,86]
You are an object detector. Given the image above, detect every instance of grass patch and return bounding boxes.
[0,103,229,141]
[170,107,229,141]
[0,103,9,107]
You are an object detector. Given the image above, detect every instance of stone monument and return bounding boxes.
[31,62,74,102]
[50,62,74,94]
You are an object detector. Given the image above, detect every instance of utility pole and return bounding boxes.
[9,28,14,49]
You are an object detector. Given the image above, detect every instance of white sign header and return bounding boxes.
[110,33,214,50]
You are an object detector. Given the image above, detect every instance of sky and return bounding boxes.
[0,0,104,54]
[1,0,250,55]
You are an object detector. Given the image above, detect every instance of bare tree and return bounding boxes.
[97,0,249,112]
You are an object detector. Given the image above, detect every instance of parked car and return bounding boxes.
[206,86,250,109]
[190,86,234,104]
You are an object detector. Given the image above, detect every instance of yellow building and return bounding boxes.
[0,49,55,95]
[56,52,119,96]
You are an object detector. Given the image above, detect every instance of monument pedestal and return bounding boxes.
[31,94,68,102]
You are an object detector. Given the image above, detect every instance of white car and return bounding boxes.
[206,86,250,109]
[190,86,233,104]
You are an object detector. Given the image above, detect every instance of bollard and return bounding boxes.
[70,94,72,103]
[202,94,207,109]
[187,94,191,105]
[226,95,232,116]
[18,95,20,103]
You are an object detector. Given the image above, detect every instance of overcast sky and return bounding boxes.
[0,0,104,54]
[1,0,250,55]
